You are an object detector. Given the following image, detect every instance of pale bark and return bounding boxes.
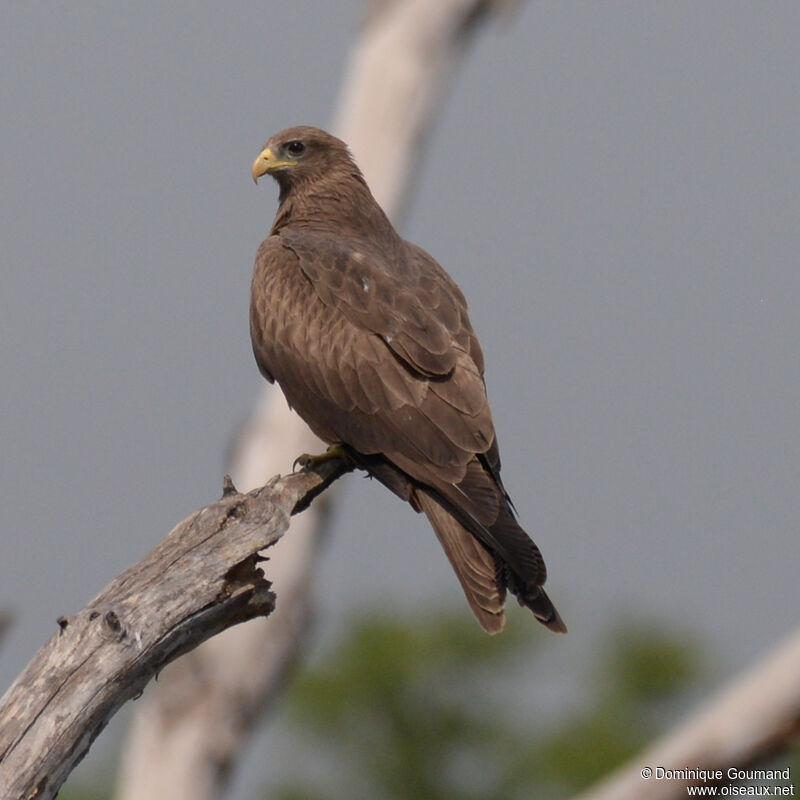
[114,393,329,800]
[0,461,348,800]
[113,3,518,800]
[573,628,800,800]
[0,612,11,649]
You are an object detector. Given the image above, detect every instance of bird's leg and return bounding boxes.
[293,444,356,473]
[290,445,358,515]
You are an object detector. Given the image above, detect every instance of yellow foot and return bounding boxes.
[293,444,355,473]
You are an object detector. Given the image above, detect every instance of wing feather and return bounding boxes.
[280,230,457,377]
[252,235,494,469]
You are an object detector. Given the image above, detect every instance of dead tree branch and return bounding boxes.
[0,460,350,800]
[573,628,800,800]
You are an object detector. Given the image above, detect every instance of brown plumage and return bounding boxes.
[250,126,565,634]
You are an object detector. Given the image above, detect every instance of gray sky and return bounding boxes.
[2,1,800,795]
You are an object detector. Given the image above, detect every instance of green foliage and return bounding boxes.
[529,620,704,795]
[282,613,533,800]
[273,610,707,800]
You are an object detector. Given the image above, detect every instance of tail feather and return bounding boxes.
[352,449,566,635]
[421,467,567,635]
[417,491,506,634]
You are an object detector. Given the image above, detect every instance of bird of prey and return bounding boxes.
[250,126,565,634]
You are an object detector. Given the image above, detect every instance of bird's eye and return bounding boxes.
[286,141,306,157]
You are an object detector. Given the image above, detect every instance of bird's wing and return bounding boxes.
[251,234,494,476]
[278,230,483,378]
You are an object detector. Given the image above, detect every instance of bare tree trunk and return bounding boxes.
[0,612,11,651]
[0,462,348,800]
[573,628,800,800]
[114,394,329,800]
[113,2,519,800]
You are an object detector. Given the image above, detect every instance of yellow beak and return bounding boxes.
[252,146,297,182]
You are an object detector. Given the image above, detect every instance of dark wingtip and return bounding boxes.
[539,607,568,634]
[523,587,567,634]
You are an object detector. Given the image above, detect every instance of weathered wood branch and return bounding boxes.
[114,400,332,800]
[573,628,800,800]
[0,460,350,800]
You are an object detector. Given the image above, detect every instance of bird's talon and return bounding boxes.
[293,445,352,473]
[292,454,313,472]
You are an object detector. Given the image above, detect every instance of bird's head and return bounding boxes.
[252,126,357,194]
